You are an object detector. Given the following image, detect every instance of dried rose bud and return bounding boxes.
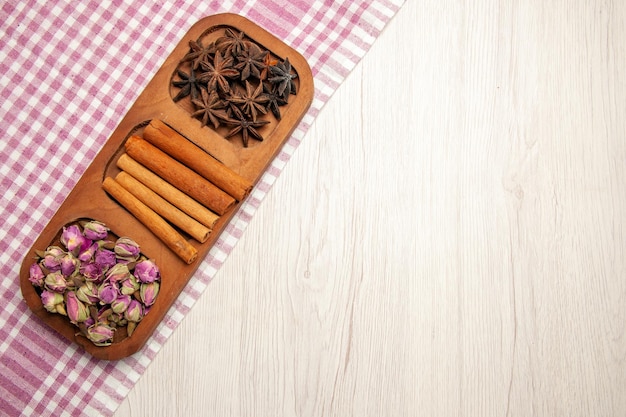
[83,220,109,241]
[44,245,65,258]
[106,263,130,283]
[97,282,119,305]
[86,322,115,346]
[60,224,87,253]
[41,290,64,313]
[44,271,68,293]
[127,321,138,337]
[114,237,141,262]
[97,306,113,323]
[83,316,95,328]
[69,274,86,288]
[94,248,117,270]
[124,299,144,322]
[66,291,90,324]
[28,263,45,287]
[76,282,99,305]
[60,253,79,277]
[30,220,164,345]
[120,274,139,295]
[139,282,159,307]
[41,246,64,271]
[78,237,94,255]
[80,262,104,282]
[77,241,98,263]
[111,294,132,314]
[134,259,160,283]
[108,312,127,327]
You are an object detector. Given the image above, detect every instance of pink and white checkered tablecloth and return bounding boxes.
[0,0,405,415]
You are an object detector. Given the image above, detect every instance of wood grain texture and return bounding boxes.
[115,1,626,415]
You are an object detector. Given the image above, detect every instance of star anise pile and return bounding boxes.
[171,28,298,147]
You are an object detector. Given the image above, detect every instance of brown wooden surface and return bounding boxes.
[18,13,313,361]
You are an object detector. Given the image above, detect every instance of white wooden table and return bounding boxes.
[115,1,626,415]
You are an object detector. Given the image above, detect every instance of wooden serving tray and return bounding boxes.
[18,13,313,360]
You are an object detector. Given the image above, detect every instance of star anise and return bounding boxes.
[262,82,287,119]
[198,51,239,94]
[220,92,242,118]
[173,29,301,149]
[215,28,250,57]
[171,67,202,101]
[181,39,217,70]
[228,80,269,121]
[224,107,270,147]
[259,51,278,80]
[191,88,229,129]
[234,44,268,81]
[268,57,298,99]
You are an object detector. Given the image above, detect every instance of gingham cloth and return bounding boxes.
[0,0,405,415]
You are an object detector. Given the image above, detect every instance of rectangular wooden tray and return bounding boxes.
[18,13,313,360]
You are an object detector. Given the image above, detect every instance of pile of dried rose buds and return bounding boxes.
[28,220,161,347]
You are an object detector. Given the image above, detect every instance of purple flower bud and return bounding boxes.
[41,290,64,313]
[86,323,115,346]
[60,224,87,253]
[106,263,130,283]
[97,306,112,322]
[98,282,119,305]
[77,241,98,263]
[94,248,116,270]
[41,256,61,272]
[29,263,45,287]
[76,282,99,305]
[111,294,132,314]
[114,237,141,262]
[134,259,160,283]
[139,282,159,307]
[80,262,104,282]
[66,291,90,324]
[124,299,144,322]
[44,271,68,292]
[78,236,94,254]
[83,220,109,240]
[45,245,65,258]
[120,274,139,295]
[84,316,95,328]
[41,246,64,271]
[60,253,79,277]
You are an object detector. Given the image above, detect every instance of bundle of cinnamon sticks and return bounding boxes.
[102,119,252,264]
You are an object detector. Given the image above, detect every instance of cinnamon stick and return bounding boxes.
[143,119,252,201]
[115,171,211,243]
[102,177,198,264]
[124,136,235,215]
[116,154,219,229]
